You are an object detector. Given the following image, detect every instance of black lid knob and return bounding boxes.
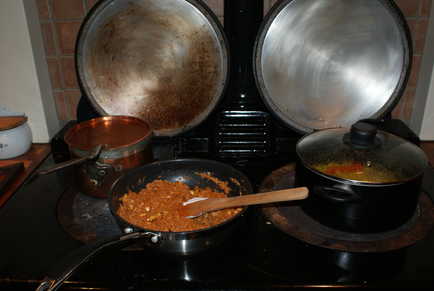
[343,121,379,149]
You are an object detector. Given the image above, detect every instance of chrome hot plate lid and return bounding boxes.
[254,0,411,134]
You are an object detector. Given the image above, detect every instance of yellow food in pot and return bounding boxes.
[313,162,398,183]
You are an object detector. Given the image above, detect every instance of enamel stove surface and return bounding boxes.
[1,150,433,290]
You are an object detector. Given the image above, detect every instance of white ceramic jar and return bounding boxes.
[0,116,33,159]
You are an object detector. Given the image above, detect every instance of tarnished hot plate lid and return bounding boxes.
[76,0,228,136]
[254,0,411,134]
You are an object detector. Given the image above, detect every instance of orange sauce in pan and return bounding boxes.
[65,117,150,150]
[117,179,242,232]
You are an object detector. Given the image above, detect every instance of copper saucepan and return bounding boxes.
[38,116,153,198]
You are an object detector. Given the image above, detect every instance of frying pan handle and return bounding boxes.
[313,184,360,203]
[35,231,159,291]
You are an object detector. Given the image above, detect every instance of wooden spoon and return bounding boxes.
[179,187,308,218]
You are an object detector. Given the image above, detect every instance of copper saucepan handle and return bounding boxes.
[37,145,103,176]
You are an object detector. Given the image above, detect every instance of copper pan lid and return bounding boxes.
[76,0,229,137]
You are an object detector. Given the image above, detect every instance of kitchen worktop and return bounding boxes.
[0,153,433,290]
[0,144,50,207]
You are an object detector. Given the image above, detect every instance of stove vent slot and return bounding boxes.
[215,111,273,158]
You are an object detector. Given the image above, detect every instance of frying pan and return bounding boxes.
[36,159,252,291]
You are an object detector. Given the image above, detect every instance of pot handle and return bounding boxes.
[35,231,160,291]
[313,184,361,203]
[36,145,104,176]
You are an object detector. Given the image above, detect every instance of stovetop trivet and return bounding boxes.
[57,186,121,243]
[260,164,434,253]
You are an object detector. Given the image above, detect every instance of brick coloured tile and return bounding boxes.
[406,19,417,42]
[65,90,82,120]
[392,86,415,121]
[420,142,434,165]
[36,0,50,20]
[46,58,62,89]
[60,57,79,89]
[395,0,420,17]
[86,0,101,11]
[203,0,224,17]
[40,23,56,56]
[401,85,416,104]
[402,87,417,122]
[415,19,429,54]
[53,91,69,121]
[409,55,422,87]
[52,0,85,19]
[391,100,404,119]
[263,0,272,15]
[421,0,433,17]
[55,21,82,55]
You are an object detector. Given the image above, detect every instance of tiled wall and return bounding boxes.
[36,0,432,125]
[392,0,432,122]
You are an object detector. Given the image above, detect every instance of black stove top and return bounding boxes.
[1,150,434,290]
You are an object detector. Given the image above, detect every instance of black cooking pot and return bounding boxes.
[295,122,429,233]
[36,159,252,291]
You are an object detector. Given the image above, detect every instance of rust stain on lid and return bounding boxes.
[79,1,226,136]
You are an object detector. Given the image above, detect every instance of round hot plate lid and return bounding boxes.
[254,0,411,134]
[76,0,229,136]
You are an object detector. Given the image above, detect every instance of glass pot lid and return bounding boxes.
[296,122,429,183]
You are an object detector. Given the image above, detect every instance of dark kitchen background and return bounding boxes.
[36,0,432,126]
